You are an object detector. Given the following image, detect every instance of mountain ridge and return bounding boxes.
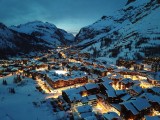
[75,0,160,63]
[0,21,74,58]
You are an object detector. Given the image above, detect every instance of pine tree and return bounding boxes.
[2,79,7,85]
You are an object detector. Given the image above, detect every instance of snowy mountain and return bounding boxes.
[0,22,52,58]
[10,21,74,46]
[76,0,160,63]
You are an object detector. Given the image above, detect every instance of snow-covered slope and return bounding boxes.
[76,0,160,63]
[0,75,58,120]
[10,21,74,46]
[0,22,52,58]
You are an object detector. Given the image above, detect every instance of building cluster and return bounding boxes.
[0,48,160,120]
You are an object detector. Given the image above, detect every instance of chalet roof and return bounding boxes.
[111,104,121,111]
[140,93,160,104]
[131,98,151,111]
[121,102,139,115]
[84,115,97,120]
[150,87,160,94]
[105,90,116,98]
[121,94,132,101]
[144,115,160,120]
[80,112,95,119]
[101,76,112,83]
[64,86,85,96]
[102,81,114,91]
[68,93,82,102]
[47,70,86,82]
[108,73,123,79]
[81,97,88,103]
[103,112,120,120]
[115,90,127,96]
[76,105,92,114]
[87,95,97,101]
[129,85,143,94]
[84,83,99,90]
[120,78,133,84]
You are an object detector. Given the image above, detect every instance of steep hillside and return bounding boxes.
[0,23,52,58]
[76,0,160,63]
[10,21,74,46]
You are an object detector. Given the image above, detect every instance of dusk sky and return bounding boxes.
[0,0,126,33]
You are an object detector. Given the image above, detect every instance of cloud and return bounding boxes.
[0,0,127,32]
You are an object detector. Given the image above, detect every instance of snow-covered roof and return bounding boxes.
[149,87,160,94]
[129,85,143,94]
[64,86,85,96]
[103,112,120,120]
[106,90,116,98]
[84,115,97,120]
[102,81,114,90]
[144,115,160,120]
[101,76,112,83]
[120,78,133,84]
[80,112,95,119]
[84,83,99,90]
[76,105,92,113]
[68,93,82,102]
[47,70,86,82]
[140,93,160,104]
[87,95,97,101]
[115,90,127,96]
[121,102,139,115]
[121,94,132,101]
[131,98,151,111]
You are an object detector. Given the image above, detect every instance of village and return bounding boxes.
[0,46,160,120]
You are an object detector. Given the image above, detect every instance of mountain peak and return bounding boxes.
[10,21,74,46]
[13,21,57,29]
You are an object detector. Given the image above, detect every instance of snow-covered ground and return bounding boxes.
[0,75,57,120]
[77,0,160,61]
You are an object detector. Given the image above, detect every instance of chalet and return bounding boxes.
[62,86,85,104]
[107,73,123,85]
[132,63,144,71]
[99,81,121,103]
[100,81,114,94]
[84,83,99,95]
[62,85,99,106]
[101,63,116,72]
[120,97,151,120]
[94,67,108,77]
[140,93,160,111]
[147,87,160,96]
[81,95,98,106]
[45,70,88,89]
[76,105,95,120]
[118,78,134,90]
[143,63,152,71]
[105,89,118,103]
[99,76,113,83]
[115,90,127,97]
[127,85,143,96]
[147,72,160,85]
